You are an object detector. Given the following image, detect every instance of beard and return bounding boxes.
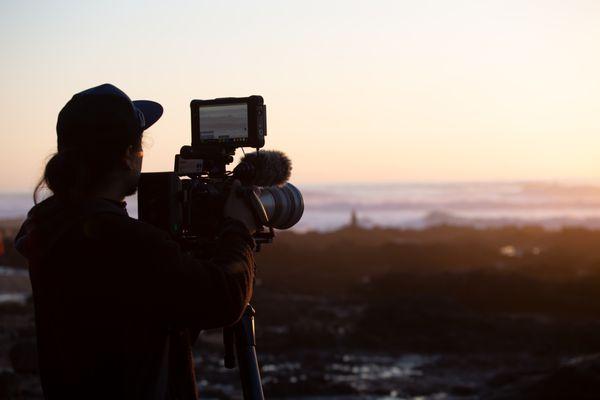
[123,182,138,197]
[123,171,141,197]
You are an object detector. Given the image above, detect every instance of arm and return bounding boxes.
[144,219,255,330]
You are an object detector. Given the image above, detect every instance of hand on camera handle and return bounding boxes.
[223,180,260,234]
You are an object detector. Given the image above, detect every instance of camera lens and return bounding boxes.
[258,183,304,229]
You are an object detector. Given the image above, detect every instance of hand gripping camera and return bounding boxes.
[137,96,304,250]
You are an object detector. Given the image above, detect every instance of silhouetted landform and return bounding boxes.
[3,221,600,398]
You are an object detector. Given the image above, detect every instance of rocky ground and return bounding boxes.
[3,224,600,399]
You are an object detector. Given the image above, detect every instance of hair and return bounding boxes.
[34,129,143,204]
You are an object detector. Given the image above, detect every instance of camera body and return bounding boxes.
[138,96,303,250]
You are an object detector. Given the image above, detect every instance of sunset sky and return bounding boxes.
[1,0,600,191]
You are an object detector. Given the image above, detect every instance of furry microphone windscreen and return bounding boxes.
[240,150,292,187]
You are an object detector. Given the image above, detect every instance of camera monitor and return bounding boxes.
[191,96,266,149]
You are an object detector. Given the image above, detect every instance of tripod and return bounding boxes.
[223,305,265,400]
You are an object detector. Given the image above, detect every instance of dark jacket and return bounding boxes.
[15,196,255,400]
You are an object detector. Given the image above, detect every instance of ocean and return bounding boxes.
[3,181,600,231]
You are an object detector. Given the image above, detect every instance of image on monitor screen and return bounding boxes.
[198,103,248,142]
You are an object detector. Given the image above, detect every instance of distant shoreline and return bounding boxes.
[5,179,600,231]
[6,215,600,234]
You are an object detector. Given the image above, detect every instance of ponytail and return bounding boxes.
[34,149,92,203]
[34,130,142,204]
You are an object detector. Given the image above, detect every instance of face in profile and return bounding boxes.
[123,145,144,196]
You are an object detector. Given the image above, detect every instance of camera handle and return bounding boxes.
[223,305,265,400]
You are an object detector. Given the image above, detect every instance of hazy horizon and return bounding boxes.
[5,180,600,231]
[5,177,600,194]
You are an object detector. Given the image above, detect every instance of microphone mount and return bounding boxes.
[175,145,260,178]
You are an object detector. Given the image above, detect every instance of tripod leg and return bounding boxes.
[223,326,236,369]
[234,305,265,400]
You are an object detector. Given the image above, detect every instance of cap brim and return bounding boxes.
[133,100,163,130]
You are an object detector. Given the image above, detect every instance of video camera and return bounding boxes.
[137,96,304,250]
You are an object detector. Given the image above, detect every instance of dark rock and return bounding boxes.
[450,384,478,396]
[526,353,600,399]
[0,371,22,400]
[9,339,38,374]
[484,353,600,400]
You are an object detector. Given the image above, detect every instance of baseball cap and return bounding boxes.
[56,83,163,151]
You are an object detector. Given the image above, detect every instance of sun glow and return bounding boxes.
[1,0,600,190]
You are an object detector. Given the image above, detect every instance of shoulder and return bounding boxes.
[81,212,185,269]
[83,212,172,245]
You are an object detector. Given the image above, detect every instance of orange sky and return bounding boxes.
[1,0,600,191]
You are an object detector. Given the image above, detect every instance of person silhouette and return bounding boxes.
[15,83,257,400]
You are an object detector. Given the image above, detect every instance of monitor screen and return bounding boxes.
[198,103,248,143]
